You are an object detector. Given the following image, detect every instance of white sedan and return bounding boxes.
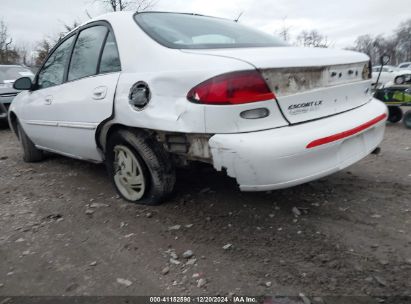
[372,65,411,86]
[9,11,387,205]
[398,62,411,69]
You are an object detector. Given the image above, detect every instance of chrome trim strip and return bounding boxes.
[25,120,58,127]
[24,120,98,130]
[58,122,97,130]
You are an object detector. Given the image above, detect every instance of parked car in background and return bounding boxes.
[0,65,35,126]
[9,12,387,205]
[372,65,411,87]
[398,62,411,69]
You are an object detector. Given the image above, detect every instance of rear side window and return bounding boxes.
[135,12,286,49]
[68,26,107,81]
[37,36,75,89]
[99,31,121,74]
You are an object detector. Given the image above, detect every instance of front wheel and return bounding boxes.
[17,122,44,162]
[106,129,175,205]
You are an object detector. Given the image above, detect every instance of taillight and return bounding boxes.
[187,70,275,105]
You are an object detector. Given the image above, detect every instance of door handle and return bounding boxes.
[44,95,53,105]
[92,86,108,100]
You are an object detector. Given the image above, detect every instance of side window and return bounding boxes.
[37,36,75,89]
[68,26,107,81]
[99,31,121,74]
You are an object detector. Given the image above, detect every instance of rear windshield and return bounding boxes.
[0,66,34,84]
[134,12,287,49]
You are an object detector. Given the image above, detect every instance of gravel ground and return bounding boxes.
[0,122,410,303]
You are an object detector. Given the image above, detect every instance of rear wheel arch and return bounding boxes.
[105,126,176,205]
[98,123,134,153]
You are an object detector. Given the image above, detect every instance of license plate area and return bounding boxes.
[338,132,367,166]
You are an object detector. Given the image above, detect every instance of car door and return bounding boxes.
[20,34,76,150]
[26,23,121,161]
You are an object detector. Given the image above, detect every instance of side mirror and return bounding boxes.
[380,55,390,66]
[13,77,33,91]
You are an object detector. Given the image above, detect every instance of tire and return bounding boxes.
[387,106,403,123]
[394,75,405,85]
[17,123,44,162]
[106,129,176,205]
[403,110,411,129]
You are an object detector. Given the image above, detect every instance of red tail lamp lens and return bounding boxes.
[187,70,275,105]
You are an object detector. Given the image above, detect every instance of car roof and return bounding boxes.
[75,11,221,30]
[64,11,135,36]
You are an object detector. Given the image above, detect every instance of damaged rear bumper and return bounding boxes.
[209,98,387,191]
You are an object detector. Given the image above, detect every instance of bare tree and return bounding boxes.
[58,20,81,39]
[396,18,411,62]
[34,39,52,66]
[32,0,159,66]
[0,19,20,64]
[372,35,399,65]
[277,17,292,42]
[350,34,374,58]
[348,18,411,65]
[95,0,158,12]
[15,42,34,66]
[296,30,329,48]
[32,19,81,67]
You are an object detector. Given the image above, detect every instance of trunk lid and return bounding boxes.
[183,47,372,124]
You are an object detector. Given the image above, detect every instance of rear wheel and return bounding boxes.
[387,106,403,123]
[113,145,146,201]
[17,122,44,162]
[106,129,175,205]
[403,110,411,129]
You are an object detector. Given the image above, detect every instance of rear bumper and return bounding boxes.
[209,98,387,191]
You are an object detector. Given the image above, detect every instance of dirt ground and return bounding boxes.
[0,122,410,303]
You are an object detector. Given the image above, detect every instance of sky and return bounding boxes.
[1,0,410,49]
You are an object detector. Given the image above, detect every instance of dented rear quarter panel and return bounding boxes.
[105,12,289,134]
[98,12,374,134]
